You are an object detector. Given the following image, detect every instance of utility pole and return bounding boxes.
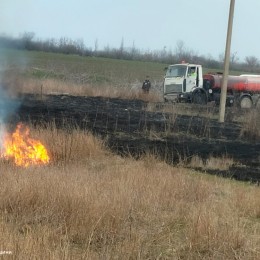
[219,0,236,123]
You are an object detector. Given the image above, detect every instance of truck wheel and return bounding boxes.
[192,91,207,105]
[240,96,252,109]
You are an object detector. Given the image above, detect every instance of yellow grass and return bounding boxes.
[0,124,259,259]
[3,75,162,102]
[240,108,260,141]
[187,155,235,170]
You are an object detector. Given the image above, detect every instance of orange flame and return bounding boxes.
[1,123,50,167]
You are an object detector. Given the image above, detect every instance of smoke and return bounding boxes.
[0,87,8,149]
[0,53,21,149]
[0,75,8,148]
[0,86,13,117]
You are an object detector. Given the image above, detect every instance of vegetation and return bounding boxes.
[0,47,250,102]
[0,48,165,90]
[0,45,259,259]
[1,33,260,73]
[240,108,260,141]
[0,124,259,259]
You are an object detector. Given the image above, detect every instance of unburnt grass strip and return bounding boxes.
[0,124,259,259]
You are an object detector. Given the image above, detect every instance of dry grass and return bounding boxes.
[0,124,259,259]
[1,50,258,258]
[240,108,260,141]
[187,155,235,171]
[2,74,162,102]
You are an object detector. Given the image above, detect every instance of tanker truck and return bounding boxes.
[163,63,260,108]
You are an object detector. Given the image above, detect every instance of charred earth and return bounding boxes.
[7,94,260,183]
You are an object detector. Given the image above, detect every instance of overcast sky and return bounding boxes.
[1,0,260,61]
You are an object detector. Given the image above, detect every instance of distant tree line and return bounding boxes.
[0,33,259,73]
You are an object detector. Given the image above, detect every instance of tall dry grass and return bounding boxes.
[0,124,259,259]
[3,75,162,102]
[240,108,260,141]
[187,154,235,171]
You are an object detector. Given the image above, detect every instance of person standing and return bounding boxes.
[142,76,151,93]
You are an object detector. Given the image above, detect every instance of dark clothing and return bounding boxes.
[142,79,151,93]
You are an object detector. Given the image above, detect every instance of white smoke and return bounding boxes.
[0,84,8,148]
[0,54,21,149]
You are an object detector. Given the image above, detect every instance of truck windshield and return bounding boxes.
[165,65,187,78]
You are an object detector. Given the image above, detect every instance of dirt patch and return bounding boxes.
[6,94,260,183]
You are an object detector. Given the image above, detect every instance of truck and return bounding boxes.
[163,63,260,108]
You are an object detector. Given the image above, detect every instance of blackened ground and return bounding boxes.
[7,94,260,183]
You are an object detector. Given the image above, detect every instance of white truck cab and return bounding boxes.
[163,63,203,102]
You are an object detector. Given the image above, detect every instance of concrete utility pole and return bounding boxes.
[219,0,236,123]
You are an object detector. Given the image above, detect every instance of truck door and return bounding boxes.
[186,66,198,92]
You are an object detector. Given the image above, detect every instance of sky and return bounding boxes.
[1,0,260,61]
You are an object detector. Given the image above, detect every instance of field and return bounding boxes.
[1,48,244,96]
[0,49,260,259]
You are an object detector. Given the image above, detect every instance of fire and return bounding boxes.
[1,123,50,167]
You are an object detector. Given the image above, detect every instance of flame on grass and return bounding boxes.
[0,123,50,167]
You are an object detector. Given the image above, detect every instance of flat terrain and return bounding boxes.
[11,93,260,183]
[1,50,259,259]
[1,49,259,182]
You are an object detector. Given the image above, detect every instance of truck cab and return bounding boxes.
[163,63,203,102]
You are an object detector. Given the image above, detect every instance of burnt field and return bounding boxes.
[9,93,260,183]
